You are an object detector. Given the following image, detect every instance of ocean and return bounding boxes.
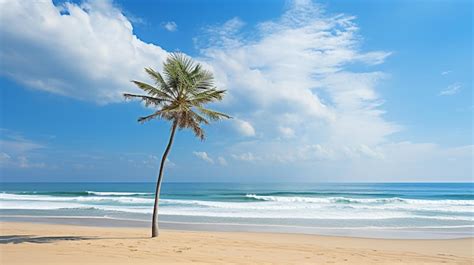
[0,182,472,239]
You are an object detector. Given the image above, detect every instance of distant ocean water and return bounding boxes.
[0,182,472,239]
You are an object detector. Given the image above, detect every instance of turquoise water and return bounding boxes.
[1,182,473,238]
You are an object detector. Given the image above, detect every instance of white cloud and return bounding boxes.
[0,0,169,103]
[298,144,337,161]
[217,156,228,166]
[0,138,44,155]
[279,126,295,138]
[0,130,44,154]
[197,0,396,160]
[196,17,245,49]
[342,144,385,159]
[233,119,256,137]
[0,130,46,169]
[193,151,214,163]
[441,70,452,76]
[439,82,462,96]
[125,153,176,169]
[193,0,471,180]
[17,156,46,169]
[345,143,473,181]
[0,152,11,163]
[232,152,259,162]
[162,21,177,32]
[165,158,176,168]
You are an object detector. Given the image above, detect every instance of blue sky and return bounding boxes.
[0,0,472,182]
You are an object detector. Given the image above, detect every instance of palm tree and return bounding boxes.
[124,53,231,237]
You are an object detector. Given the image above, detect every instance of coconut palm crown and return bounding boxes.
[124,53,230,237]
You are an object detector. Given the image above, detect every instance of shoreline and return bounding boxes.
[1,221,473,264]
[1,215,472,240]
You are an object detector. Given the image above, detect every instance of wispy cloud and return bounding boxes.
[17,156,46,169]
[165,158,176,168]
[196,17,245,49]
[198,0,397,163]
[439,82,462,96]
[232,152,259,162]
[193,151,214,163]
[162,21,178,32]
[217,156,228,166]
[441,70,452,76]
[0,130,46,169]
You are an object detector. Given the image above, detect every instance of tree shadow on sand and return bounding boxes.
[0,235,148,244]
[0,235,97,244]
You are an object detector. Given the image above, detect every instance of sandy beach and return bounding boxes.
[0,222,472,264]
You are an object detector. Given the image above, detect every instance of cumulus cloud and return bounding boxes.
[196,0,396,159]
[0,0,168,103]
[439,82,462,96]
[193,151,214,163]
[233,119,256,137]
[193,0,471,179]
[162,21,178,32]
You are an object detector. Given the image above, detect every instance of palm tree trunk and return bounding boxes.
[151,120,178,238]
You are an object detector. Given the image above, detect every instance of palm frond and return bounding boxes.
[124,53,231,140]
[188,89,226,105]
[191,123,205,140]
[184,69,215,96]
[196,106,232,121]
[178,111,206,140]
[164,53,200,96]
[137,110,164,123]
[137,104,180,123]
[190,110,210,125]
[130,80,173,100]
[123,93,165,107]
[144,68,177,99]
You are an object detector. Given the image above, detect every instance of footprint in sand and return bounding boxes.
[173,247,191,253]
